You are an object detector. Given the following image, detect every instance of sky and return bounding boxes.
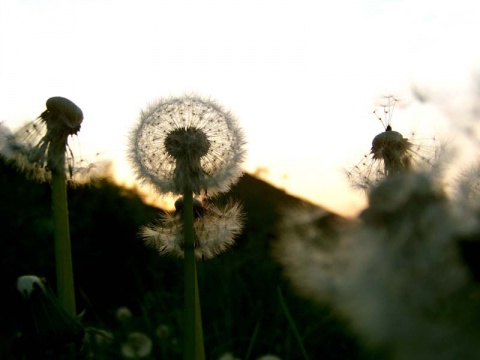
[1,0,480,217]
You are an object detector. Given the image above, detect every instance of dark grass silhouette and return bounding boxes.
[0,157,379,359]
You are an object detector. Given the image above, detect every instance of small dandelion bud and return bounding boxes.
[128,94,246,195]
[140,199,244,260]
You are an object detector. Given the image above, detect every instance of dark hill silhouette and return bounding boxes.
[0,157,368,360]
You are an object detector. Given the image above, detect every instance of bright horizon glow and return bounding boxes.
[1,0,480,217]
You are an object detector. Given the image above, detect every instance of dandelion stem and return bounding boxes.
[183,189,205,360]
[51,164,76,317]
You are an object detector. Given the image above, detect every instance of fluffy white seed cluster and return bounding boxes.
[129,95,246,195]
[141,200,243,260]
[275,171,480,359]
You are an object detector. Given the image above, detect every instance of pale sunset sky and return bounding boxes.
[1,0,480,216]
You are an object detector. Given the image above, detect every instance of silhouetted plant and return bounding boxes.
[129,94,246,360]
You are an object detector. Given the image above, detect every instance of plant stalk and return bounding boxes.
[51,166,76,317]
[183,189,205,360]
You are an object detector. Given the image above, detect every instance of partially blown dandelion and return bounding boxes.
[1,97,87,316]
[346,96,438,191]
[129,95,246,195]
[141,198,243,260]
[1,97,84,181]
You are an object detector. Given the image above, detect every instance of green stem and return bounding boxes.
[51,168,76,317]
[183,190,205,360]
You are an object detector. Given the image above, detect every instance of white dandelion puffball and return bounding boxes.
[129,95,246,195]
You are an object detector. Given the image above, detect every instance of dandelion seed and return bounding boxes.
[128,94,246,195]
[346,96,439,191]
[141,198,243,259]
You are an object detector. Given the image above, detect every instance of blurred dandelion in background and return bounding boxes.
[115,306,133,323]
[346,95,440,192]
[273,204,353,301]
[120,332,153,359]
[275,170,480,360]
[154,324,171,339]
[256,355,282,360]
[141,197,243,260]
[128,94,246,196]
[217,352,241,360]
[337,171,480,360]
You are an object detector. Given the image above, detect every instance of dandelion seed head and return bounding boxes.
[346,96,439,192]
[140,199,243,259]
[115,306,133,323]
[218,352,241,360]
[129,94,246,195]
[155,324,171,339]
[120,332,153,359]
